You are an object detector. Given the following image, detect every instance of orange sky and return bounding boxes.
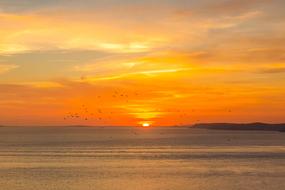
[0,0,284,126]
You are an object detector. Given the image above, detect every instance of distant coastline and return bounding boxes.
[1,123,285,132]
[191,123,285,132]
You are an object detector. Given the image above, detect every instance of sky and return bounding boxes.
[0,0,284,126]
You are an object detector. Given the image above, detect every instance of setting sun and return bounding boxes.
[142,123,151,127]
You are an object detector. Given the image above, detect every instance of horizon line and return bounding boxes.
[1,122,285,128]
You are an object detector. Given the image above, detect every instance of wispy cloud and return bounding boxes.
[0,0,285,125]
[0,63,18,74]
[259,67,285,74]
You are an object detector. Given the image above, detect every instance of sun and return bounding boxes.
[142,122,151,127]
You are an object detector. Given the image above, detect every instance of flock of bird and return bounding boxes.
[63,90,234,125]
[63,90,140,122]
[63,105,103,121]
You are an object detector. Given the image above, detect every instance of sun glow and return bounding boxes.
[0,1,284,126]
[142,123,151,127]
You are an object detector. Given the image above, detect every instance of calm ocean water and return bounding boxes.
[0,127,284,190]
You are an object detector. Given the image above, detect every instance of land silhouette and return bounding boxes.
[192,122,285,132]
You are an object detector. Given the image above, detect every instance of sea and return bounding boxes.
[0,126,284,190]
